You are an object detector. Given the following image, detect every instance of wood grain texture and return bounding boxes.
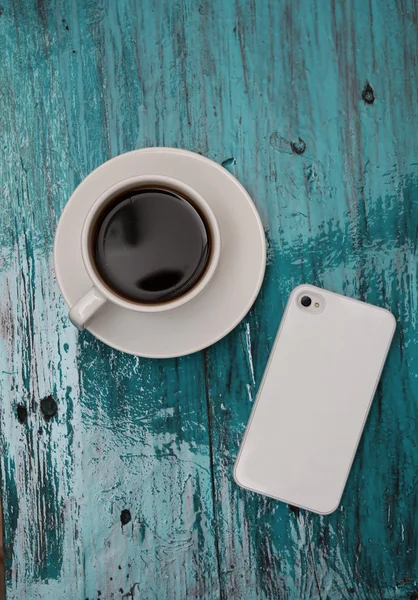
[0,0,417,598]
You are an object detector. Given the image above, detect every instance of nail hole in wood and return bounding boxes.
[40,395,58,421]
[121,509,131,526]
[17,404,27,424]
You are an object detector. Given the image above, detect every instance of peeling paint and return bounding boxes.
[0,0,417,599]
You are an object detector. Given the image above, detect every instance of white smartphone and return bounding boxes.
[234,284,396,514]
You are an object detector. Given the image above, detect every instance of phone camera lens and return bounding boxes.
[301,296,312,307]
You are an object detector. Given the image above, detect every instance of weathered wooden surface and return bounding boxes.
[0,0,417,598]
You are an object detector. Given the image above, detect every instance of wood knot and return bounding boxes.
[290,138,306,155]
[221,157,236,168]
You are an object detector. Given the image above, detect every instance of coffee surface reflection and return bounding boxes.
[92,187,211,304]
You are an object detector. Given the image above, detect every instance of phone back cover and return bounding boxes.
[234,285,396,514]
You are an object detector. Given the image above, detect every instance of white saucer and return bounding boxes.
[54,148,266,358]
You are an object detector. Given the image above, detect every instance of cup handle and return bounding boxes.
[69,287,107,330]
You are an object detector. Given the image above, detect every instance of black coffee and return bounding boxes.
[92,187,211,304]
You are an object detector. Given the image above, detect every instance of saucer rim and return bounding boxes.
[54,147,266,358]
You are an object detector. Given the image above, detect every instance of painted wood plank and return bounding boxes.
[0,0,417,599]
[204,0,418,598]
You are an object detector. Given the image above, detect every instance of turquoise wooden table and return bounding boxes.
[0,1,417,599]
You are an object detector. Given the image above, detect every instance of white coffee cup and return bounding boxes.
[69,175,221,329]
